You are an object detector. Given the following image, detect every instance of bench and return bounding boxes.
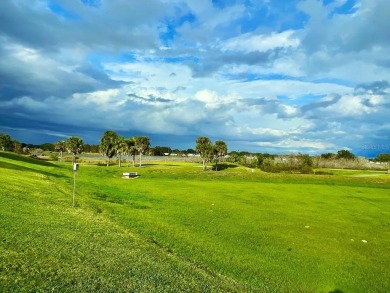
[122,172,138,179]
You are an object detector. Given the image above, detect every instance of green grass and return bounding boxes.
[1,152,390,292]
[325,168,390,177]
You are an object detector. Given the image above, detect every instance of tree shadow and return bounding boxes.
[0,161,66,179]
[329,289,344,293]
[127,163,181,167]
[213,163,239,171]
[97,162,115,167]
[0,152,59,167]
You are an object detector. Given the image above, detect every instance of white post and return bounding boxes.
[72,171,76,207]
[72,163,79,206]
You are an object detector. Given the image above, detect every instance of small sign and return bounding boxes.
[73,163,79,172]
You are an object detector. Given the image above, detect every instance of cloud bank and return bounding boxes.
[0,0,389,156]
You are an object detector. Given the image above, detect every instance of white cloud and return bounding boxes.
[1,96,48,111]
[226,79,352,98]
[256,139,335,150]
[325,95,383,116]
[193,89,238,109]
[249,127,287,137]
[221,30,300,53]
[73,89,121,107]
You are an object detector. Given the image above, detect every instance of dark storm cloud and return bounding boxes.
[242,97,299,119]
[0,48,124,101]
[127,93,172,104]
[0,1,62,51]
[299,0,390,55]
[300,94,341,113]
[0,0,169,52]
[0,0,172,102]
[354,80,390,95]
[187,48,282,77]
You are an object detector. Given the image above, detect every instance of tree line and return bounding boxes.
[1,132,389,172]
[53,131,151,167]
[0,131,229,170]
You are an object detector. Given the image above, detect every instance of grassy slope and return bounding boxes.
[1,153,390,292]
[0,153,241,292]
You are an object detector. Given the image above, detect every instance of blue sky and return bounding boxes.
[0,0,389,156]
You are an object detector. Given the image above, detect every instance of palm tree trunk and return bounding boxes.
[107,157,110,167]
[119,154,122,167]
[139,153,142,167]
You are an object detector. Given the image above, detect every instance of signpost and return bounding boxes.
[72,163,79,207]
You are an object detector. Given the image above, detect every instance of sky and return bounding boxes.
[0,0,389,156]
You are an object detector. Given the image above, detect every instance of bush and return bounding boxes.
[315,156,384,170]
[258,155,314,174]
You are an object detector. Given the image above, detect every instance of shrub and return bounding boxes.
[258,155,314,174]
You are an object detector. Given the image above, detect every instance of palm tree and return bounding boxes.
[134,136,150,167]
[99,130,118,167]
[116,135,127,167]
[66,136,84,164]
[54,140,67,161]
[195,136,214,171]
[214,140,228,171]
[126,137,137,167]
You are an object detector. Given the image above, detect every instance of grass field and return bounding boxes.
[1,152,389,292]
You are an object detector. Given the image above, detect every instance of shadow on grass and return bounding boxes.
[101,163,181,167]
[144,163,181,167]
[0,152,59,167]
[329,290,343,293]
[0,161,66,179]
[97,163,113,167]
[212,163,239,171]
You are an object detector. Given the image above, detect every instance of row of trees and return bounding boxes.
[2,131,229,170]
[53,131,151,167]
[42,142,99,153]
[54,133,228,170]
[98,130,150,167]
[0,133,97,155]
